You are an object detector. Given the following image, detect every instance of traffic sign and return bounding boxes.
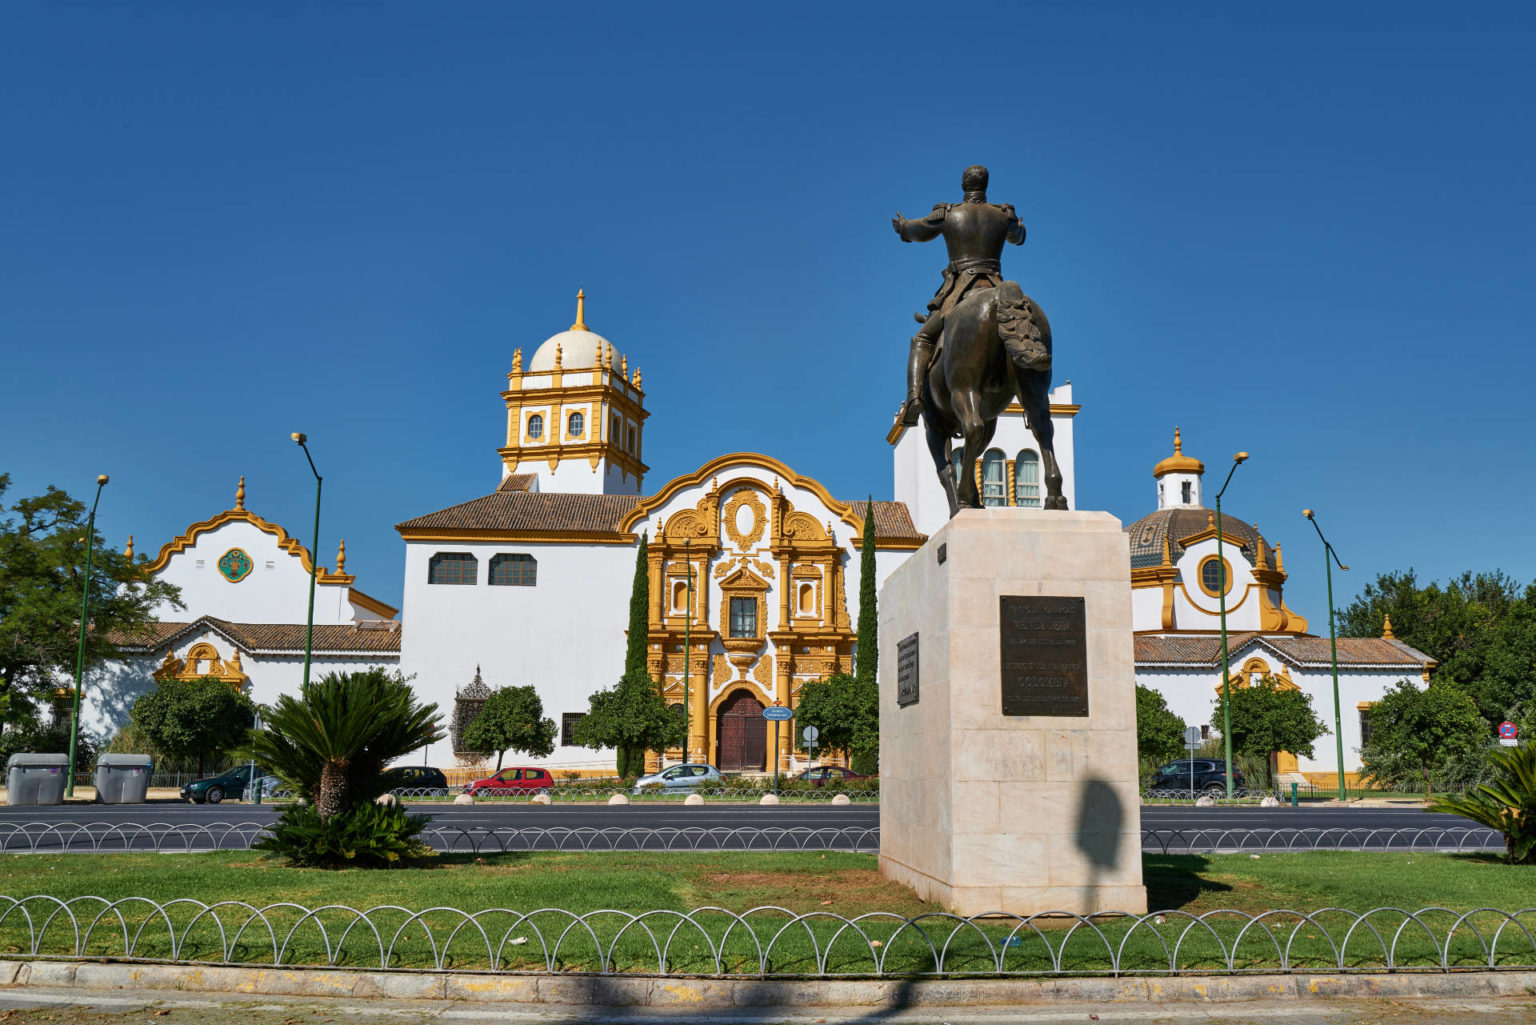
[1183,726,1202,750]
[763,705,793,721]
[1499,721,1519,747]
[802,725,819,744]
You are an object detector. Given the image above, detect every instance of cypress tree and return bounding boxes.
[855,499,878,687]
[624,533,649,674]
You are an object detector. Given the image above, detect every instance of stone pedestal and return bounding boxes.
[877,509,1146,916]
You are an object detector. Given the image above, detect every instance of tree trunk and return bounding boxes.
[318,760,347,821]
[495,749,503,771]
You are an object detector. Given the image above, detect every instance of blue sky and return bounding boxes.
[3,3,1533,625]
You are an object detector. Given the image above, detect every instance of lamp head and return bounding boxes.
[1302,509,1314,519]
[1233,452,1249,464]
[291,432,307,445]
[96,475,109,486]
[1340,565,1350,572]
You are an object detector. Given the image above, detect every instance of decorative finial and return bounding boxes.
[570,289,588,332]
[1206,509,1215,529]
[1382,614,1395,639]
[1173,426,1183,455]
[1255,532,1268,566]
[125,534,134,559]
[235,476,246,510]
[1276,543,1285,573]
[602,340,612,369]
[633,368,641,388]
[773,476,780,494]
[336,538,347,574]
[621,353,628,377]
[511,348,522,373]
[554,341,563,370]
[1160,535,1171,567]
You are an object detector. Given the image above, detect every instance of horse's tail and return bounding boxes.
[995,280,1051,374]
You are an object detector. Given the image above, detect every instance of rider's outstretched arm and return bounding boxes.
[895,203,947,243]
[1001,203,1026,245]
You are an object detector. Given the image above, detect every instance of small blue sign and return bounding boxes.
[763,705,793,721]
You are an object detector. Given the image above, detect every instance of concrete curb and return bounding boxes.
[3,961,1536,1008]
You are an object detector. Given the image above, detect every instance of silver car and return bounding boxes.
[632,763,720,793]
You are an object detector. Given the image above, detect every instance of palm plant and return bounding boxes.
[1428,741,1536,864]
[254,668,443,820]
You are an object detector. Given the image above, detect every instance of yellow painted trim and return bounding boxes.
[1177,579,1252,616]
[623,453,861,534]
[397,528,636,545]
[145,508,317,574]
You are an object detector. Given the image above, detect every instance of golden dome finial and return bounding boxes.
[570,289,588,332]
[125,534,134,559]
[336,538,347,574]
[1382,613,1395,639]
[1174,426,1183,454]
[235,475,246,510]
[511,348,522,373]
[633,367,642,388]
[621,353,628,377]
[1153,426,1205,478]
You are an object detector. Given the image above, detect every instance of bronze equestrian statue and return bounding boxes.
[892,165,1067,515]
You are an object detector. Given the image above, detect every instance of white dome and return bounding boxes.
[527,329,613,372]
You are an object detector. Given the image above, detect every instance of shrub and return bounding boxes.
[0,719,96,768]
[255,801,433,869]
[1428,741,1536,864]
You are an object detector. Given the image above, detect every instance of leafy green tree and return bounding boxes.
[1429,741,1536,864]
[1212,676,1327,784]
[624,533,649,675]
[1338,569,1536,723]
[0,474,182,723]
[572,668,684,776]
[129,677,255,775]
[1359,680,1489,793]
[253,668,443,820]
[0,718,97,769]
[854,500,877,691]
[461,685,556,771]
[794,672,877,762]
[1135,684,1188,764]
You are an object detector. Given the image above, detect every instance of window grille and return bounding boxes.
[568,411,584,437]
[561,712,586,747]
[527,414,544,440]
[729,596,757,638]
[428,552,477,585]
[1014,451,1041,508]
[488,553,536,586]
[981,449,1007,507]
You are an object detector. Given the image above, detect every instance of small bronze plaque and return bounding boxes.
[999,596,1089,717]
[896,632,920,707]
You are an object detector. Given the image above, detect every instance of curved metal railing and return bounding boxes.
[1141,827,1505,853]
[0,897,1532,976]
[383,786,881,803]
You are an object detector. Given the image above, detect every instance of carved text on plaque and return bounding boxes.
[896,632,920,707]
[999,596,1088,717]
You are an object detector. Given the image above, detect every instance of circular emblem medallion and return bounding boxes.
[217,547,253,583]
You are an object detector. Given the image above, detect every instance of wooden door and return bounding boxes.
[716,690,766,771]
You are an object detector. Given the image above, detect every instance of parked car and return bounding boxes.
[256,775,287,799]
[793,766,869,788]
[1147,759,1246,795]
[463,767,554,796]
[380,766,448,792]
[632,763,721,793]
[180,765,263,804]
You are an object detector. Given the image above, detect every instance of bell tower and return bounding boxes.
[498,290,649,495]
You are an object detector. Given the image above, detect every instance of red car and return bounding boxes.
[463,767,554,796]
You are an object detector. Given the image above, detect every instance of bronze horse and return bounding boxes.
[920,281,1067,515]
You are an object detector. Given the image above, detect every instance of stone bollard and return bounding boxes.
[759,793,781,805]
[608,793,630,806]
[831,793,852,806]
[1260,795,1280,807]
[1195,796,1215,807]
[684,793,705,806]
[453,793,474,806]
[530,793,552,805]
[375,793,398,807]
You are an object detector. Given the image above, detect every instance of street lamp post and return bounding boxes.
[65,475,109,798]
[682,537,693,764]
[292,434,322,689]
[1304,509,1350,801]
[1215,452,1249,800]
[249,711,263,805]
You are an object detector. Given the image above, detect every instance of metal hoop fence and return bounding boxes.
[381,787,881,803]
[1142,827,1506,854]
[1,898,1533,977]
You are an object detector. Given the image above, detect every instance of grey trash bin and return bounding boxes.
[95,754,153,804]
[5,753,69,806]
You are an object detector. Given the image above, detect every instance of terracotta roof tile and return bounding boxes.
[1135,632,1431,668]
[497,473,537,493]
[111,616,401,654]
[396,492,641,535]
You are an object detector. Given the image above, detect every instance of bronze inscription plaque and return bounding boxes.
[999,596,1089,717]
[896,632,919,707]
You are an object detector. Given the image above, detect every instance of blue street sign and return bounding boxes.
[763,705,793,721]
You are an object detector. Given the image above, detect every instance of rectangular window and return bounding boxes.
[428,552,477,585]
[1359,705,1374,747]
[489,553,537,586]
[729,596,758,638]
[562,712,586,747]
[626,426,636,452]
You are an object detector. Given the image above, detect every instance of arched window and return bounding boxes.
[1181,481,1192,504]
[527,414,544,440]
[1014,451,1041,508]
[567,411,584,437]
[980,449,1007,507]
[488,553,536,586]
[428,552,477,585]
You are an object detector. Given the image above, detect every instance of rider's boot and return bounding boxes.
[900,336,936,426]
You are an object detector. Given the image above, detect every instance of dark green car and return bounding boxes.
[180,765,263,804]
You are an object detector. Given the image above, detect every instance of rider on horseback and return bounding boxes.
[892,165,1026,427]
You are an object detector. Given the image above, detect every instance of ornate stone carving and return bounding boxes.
[722,488,768,551]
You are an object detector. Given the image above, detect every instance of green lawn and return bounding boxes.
[0,850,1532,975]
